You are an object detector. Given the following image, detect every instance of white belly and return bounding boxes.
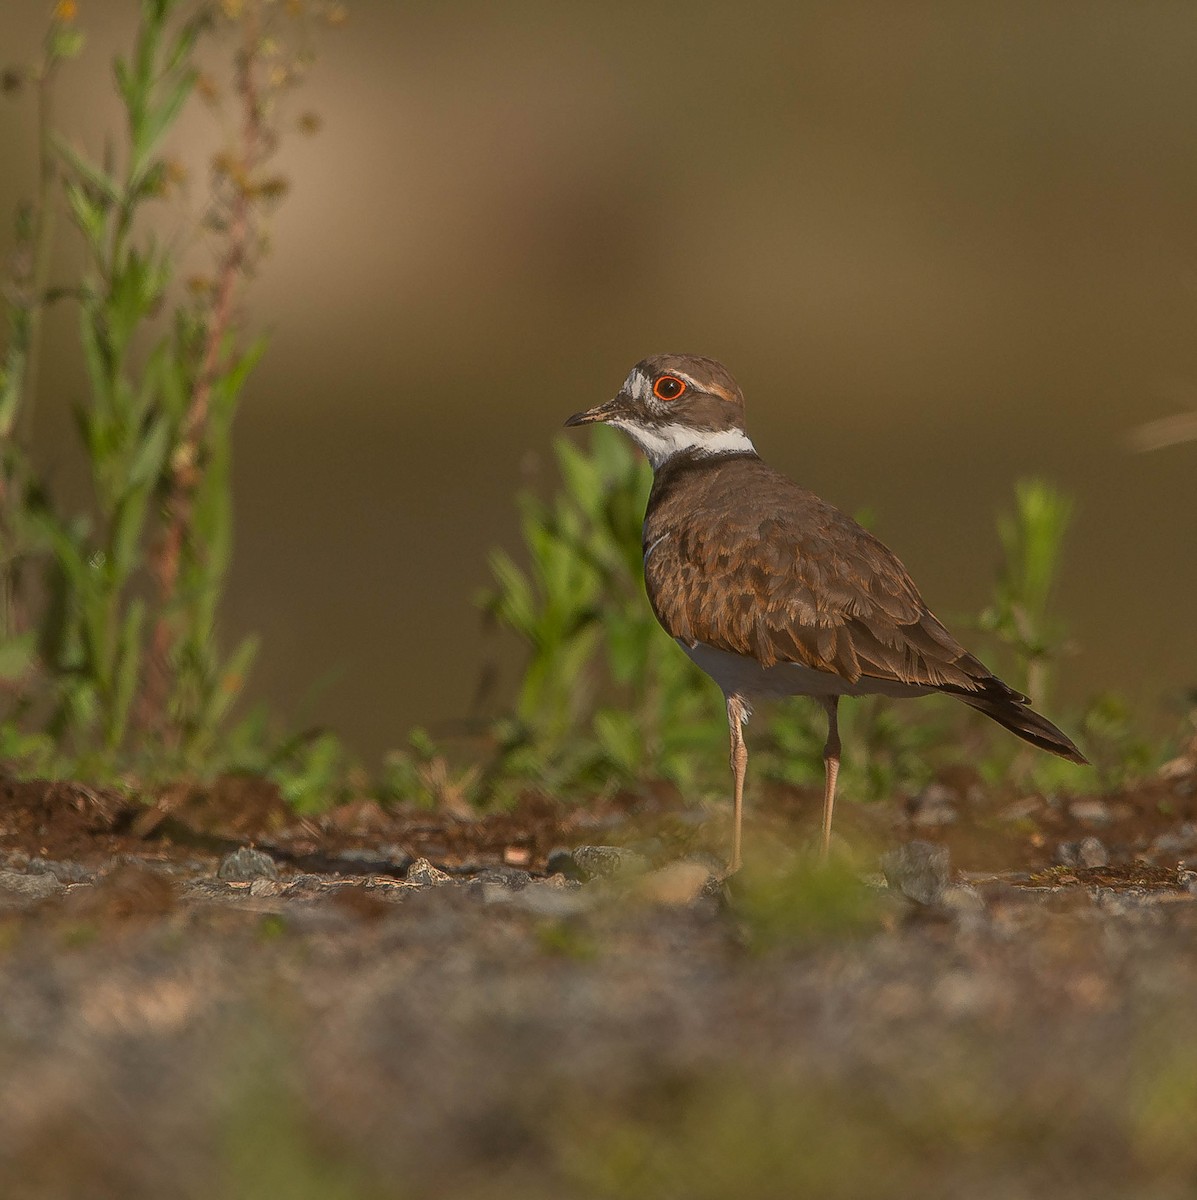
[678,640,931,702]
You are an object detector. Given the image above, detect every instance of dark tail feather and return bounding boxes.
[956,690,1088,764]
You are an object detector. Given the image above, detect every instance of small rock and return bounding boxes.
[881,841,951,906]
[1068,798,1112,827]
[1159,753,1197,782]
[1055,842,1082,867]
[568,845,649,882]
[999,796,1043,823]
[633,862,713,907]
[27,858,92,884]
[406,858,451,886]
[1077,836,1109,868]
[910,784,958,828]
[468,867,531,890]
[939,884,987,927]
[1151,824,1197,857]
[217,847,279,882]
[0,869,64,900]
[285,873,329,892]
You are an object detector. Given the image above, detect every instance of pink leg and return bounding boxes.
[821,697,841,860]
[726,695,750,873]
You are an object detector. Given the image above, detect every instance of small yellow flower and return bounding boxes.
[53,0,78,23]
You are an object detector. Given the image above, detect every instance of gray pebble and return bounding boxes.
[217,847,279,882]
[1055,842,1080,867]
[568,846,649,881]
[939,885,988,929]
[406,858,451,886]
[27,858,92,884]
[1068,798,1112,827]
[881,841,951,906]
[468,868,531,891]
[0,869,64,900]
[910,783,959,828]
[1077,837,1109,868]
[1151,824,1197,856]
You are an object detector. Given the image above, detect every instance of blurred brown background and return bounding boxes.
[2,1,1196,762]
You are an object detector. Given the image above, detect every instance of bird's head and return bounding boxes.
[565,354,755,469]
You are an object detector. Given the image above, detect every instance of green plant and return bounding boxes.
[727,848,885,954]
[1074,691,1156,789]
[480,426,729,797]
[379,727,483,812]
[0,1,342,777]
[979,477,1074,704]
[761,692,959,802]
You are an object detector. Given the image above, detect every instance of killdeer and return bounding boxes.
[566,354,1086,870]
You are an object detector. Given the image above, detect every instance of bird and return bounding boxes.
[565,354,1086,871]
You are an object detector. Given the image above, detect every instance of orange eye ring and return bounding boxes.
[653,375,687,401]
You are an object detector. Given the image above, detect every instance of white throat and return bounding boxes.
[612,419,756,470]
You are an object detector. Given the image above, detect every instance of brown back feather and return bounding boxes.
[644,454,990,692]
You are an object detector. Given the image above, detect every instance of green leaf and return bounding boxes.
[109,484,151,579]
[53,136,121,206]
[64,180,109,260]
[555,438,602,514]
[109,597,146,748]
[166,11,210,75]
[593,708,642,774]
[127,411,172,489]
[0,355,24,437]
[200,634,259,733]
[78,301,116,404]
[487,549,537,636]
[130,72,196,187]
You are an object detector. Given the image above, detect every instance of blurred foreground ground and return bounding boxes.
[3,763,1197,1199]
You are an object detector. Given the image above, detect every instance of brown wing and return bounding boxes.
[643,457,996,694]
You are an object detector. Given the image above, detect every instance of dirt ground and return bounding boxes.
[3,755,1197,1200]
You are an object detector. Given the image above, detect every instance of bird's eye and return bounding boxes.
[653,375,686,401]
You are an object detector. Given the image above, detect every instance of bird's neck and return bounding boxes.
[612,418,756,471]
